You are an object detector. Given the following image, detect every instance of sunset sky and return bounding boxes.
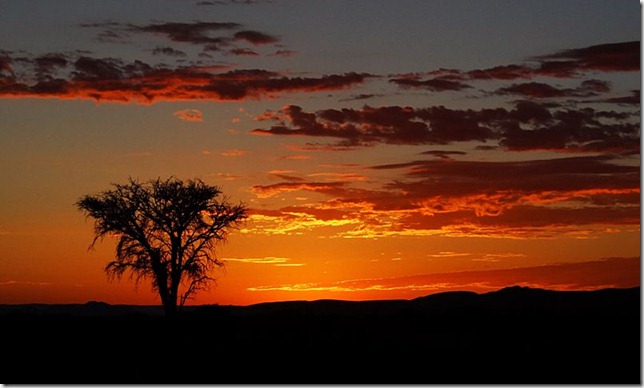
[0,0,640,306]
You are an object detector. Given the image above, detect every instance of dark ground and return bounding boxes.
[1,286,640,384]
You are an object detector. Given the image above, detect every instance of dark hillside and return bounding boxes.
[1,286,639,384]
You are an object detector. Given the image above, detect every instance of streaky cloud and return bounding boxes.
[244,154,639,238]
[247,257,639,295]
[0,52,372,102]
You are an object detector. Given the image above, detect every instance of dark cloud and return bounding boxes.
[599,90,640,105]
[339,93,384,102]
[196,0,272,4]
[466,64,533,80]
[3,31,638,152]
[390,76,471,91]
[252,102,639,153]
[203,70,371,100]
[271,50,297,57]
[419,150,467,159]
[80,21,133,43]
[24,53,70,83]
[534,41,640,76]
[234,30,278,45]
[499,106,640,153]
[229,48,260,56]
[372,155,639,194]
[494,80,611,99]
[389,41,639,92]
[415,106,499,143]
[581,79,611,93]
[82,20,282,54]
[0,52,13,74]
[34,54,68,73]
[252,104,494,146]
[134,21,239,51]
[152,47,187,57]
[509,100,553,123]
[72,56,125,81]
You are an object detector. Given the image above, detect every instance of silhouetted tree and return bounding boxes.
[76,177,248,317]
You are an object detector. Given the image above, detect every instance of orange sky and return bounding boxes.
[0,0,640,306]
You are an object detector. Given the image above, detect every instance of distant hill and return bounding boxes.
[1,285,639,384]
[1,285,638,318]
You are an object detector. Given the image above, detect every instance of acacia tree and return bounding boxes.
[76,177,247,317]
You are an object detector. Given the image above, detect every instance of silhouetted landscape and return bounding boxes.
[1,285,640,384]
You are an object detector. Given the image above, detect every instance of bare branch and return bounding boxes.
[76,177,248,317]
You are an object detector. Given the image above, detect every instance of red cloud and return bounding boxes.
[0,54,371,102]
[251,182,346,198]
[173,109,203,122]
[370,155,640,227]
[248,153,639,238]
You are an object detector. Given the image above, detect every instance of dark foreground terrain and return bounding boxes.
[1,286,640,384]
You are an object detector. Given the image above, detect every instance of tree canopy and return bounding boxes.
[76,177,248,316]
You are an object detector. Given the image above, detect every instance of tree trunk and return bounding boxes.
[150,249,176,318]
[163,298,177,318]
[169,276,180,315]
